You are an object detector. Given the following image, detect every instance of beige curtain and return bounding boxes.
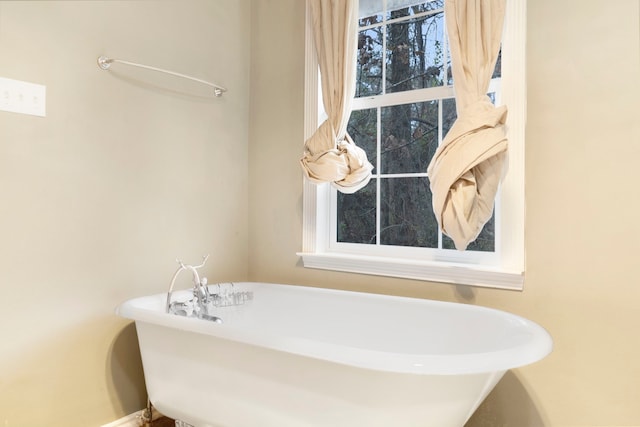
[427,0,508,250]
[300,0,373,194]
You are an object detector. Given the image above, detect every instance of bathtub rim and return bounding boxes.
[117,282,553,375]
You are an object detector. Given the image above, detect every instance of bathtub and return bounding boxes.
[117,282,552,427]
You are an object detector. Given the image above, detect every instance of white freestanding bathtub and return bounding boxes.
[117,282,552,427]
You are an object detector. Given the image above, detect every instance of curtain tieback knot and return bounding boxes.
[301,121,373,194]
[427,98,508,250]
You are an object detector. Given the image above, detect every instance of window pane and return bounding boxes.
[381,101,438,174]
[492,49,502,79]
[442,97,456,135]
[337,180,377,244]
[356,28,383,97]
[380,177,438,247]
[347,108,378,173]
[386,8,445,93]
[359,15,383,27]
[360,0,440,20]
[442,211,495,252]
[385,1,444,20]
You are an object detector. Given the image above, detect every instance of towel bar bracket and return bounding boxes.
[97,56,113,70]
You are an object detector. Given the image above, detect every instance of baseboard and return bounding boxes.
[101,407,163,427]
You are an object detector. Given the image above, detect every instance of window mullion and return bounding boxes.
[381,6,387,96]
[437,98,443,249]
[352,85,456,110]
[375,106,381,246]
[377,1,386,246]
[443,13,449,84]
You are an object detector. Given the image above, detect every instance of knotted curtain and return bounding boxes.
[301,0,373,194]
[427,0,508,250]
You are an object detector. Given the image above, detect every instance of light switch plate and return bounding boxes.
[0,77,46,117]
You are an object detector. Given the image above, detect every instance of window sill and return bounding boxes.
[297,252,524,290]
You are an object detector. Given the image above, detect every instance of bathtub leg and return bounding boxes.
[140,398,153,426]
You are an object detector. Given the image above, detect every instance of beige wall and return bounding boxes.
[1,0,638,425]
[249,0,640,426]
[0,1,249,425]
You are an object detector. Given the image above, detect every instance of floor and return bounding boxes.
[151,417,176,427]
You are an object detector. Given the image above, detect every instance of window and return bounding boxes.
[299,0,526,290]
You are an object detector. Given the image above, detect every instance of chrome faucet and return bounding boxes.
[165,255,223,323]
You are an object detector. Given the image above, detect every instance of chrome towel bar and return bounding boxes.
[97,55,227,97]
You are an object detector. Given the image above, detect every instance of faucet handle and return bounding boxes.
[169,300,194,317]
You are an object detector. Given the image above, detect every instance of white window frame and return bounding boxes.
[298,0,526,290]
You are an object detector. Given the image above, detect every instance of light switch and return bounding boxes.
[0,77,46,117]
